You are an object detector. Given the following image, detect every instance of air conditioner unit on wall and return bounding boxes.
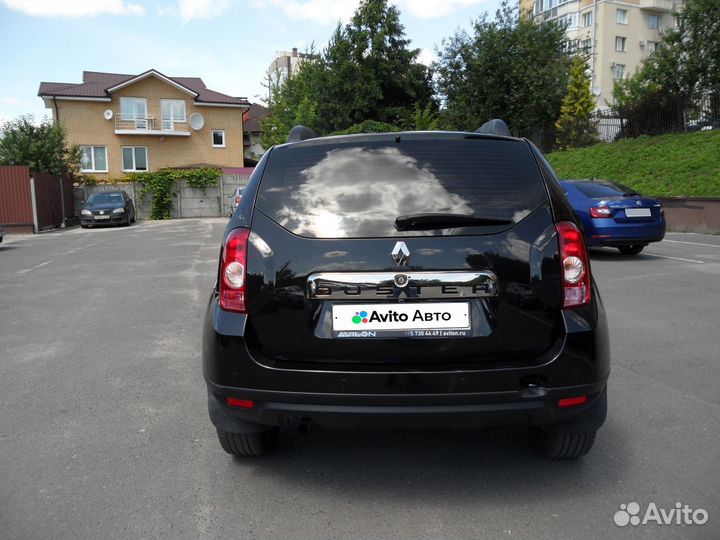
[639,40,646,47]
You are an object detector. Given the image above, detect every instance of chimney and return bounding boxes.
[292,47,298,57]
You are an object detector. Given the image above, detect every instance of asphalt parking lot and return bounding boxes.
[1,219,718,540]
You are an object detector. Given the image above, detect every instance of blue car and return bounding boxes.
[560,179,666,255]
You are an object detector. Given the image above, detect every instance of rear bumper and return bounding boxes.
[203,288,610,432]
[207,381,608,432]
[585,220,666,247]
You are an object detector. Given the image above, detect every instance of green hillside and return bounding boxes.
[546,130,720,197]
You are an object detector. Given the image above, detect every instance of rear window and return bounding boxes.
[256,138,548,238]
[572,181,638,198]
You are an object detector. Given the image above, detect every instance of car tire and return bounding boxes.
[530,429,596,459]
[216,428,278,457]
[81,225,88,229]
[618,245,644,255]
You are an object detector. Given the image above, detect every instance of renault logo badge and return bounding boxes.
[391,242,410,266]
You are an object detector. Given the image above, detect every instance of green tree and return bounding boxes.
[414,102,439,130]
[0,115,81,175]
[342,0,433,128]
[555,56,599,149]
[261,0,433,143]
[331,120,400,135]
[260,59,323,148]
[614,0,720,112]
[436,2,570,143]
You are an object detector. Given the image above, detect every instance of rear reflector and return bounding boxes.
[558,395,588,408]
[226,397,255,409]
[589,206,612,218]
[220,228,250,312]
[556,221,591,308]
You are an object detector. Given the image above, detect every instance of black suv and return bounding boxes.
[202,121,609,459]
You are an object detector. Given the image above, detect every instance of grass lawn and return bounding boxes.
[545,130,720,197]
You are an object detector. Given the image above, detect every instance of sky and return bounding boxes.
[0,0,505,125]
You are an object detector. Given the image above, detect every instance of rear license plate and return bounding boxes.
[332,303,470,338]
[94,215,110,220]
[625,208,651,217]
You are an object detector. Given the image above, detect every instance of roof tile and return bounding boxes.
[38,70,249,106]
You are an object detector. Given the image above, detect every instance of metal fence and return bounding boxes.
[591,94,720,142]
[0,166,74,233]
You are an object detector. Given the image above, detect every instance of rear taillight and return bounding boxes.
[556,221,591,308]
[589,205,612,218]
[220,228,250,312]
[226,397,255,409]
[558,395,587,408]
[234,196,241,204]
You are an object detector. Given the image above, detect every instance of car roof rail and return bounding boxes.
[475,119,512,137]
[287,125,318,143]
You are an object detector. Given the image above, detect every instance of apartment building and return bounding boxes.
[38,70,250,177]
[265,48,319,99]
[523,0,679,107]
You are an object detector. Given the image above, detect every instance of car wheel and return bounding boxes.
[216,428,278,457]
[530,429,596,459]
[81,225,88,229]
[618,245,644,255]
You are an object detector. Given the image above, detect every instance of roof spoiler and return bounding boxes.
[475,119,511,137]
[287,125,318,143]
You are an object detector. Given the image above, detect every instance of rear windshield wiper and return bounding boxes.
[394,213,512,231]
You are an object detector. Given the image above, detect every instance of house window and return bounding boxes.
[122,146,148,171]
[613,64,625,80]
[212,130,226,148]
[119,97,148,129]
[616,9,628,24]
[581,38,592,51]
[647,41,658,54]
[581,11,592,27]
[648,14,661,29]
[615,36,627,52]
[160,99,186,130]
[80,146,108,172]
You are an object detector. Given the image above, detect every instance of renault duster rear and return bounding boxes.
[202,124,610,459]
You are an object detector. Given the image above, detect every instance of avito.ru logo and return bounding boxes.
[614,502,708,527]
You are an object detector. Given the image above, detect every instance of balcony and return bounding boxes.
[114,113,191,136]
[639,0,674,12]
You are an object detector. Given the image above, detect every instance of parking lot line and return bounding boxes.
[663,239,720,248]
[642,252,704,264]
[16,259,54,274]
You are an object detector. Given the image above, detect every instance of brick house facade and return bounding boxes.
[39,70,250,178]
